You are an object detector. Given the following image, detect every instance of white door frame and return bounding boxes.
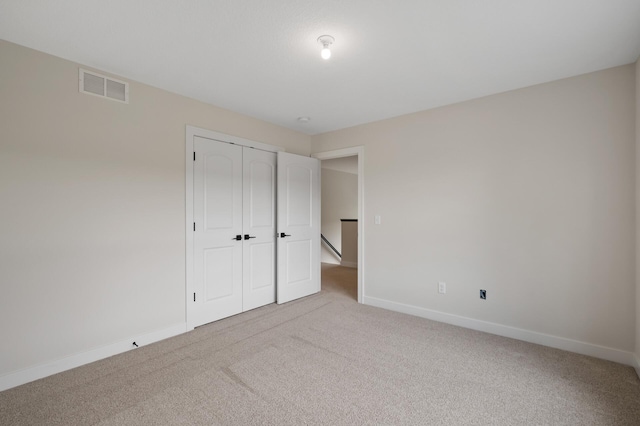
[312,147,364,303]
[185,125,282,330]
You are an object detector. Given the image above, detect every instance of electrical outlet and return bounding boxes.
[438,282,446,294]
[480,289,486,300]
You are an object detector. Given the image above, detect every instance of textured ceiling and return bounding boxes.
[1,1,639,135]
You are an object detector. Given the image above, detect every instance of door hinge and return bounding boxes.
[193,293,196,302]
[193,152,196,161]
[193,222,196,231]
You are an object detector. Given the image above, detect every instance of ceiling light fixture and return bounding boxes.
[317,35,335,60]
[297,116,311,123]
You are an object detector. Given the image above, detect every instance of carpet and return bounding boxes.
[1,264,639,425]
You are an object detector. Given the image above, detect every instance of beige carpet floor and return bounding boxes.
[1,263,639,425]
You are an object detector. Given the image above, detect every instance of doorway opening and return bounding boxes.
[320,156,357,301]
[313,147,364,303]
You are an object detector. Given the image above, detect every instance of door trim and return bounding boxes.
[312,147,365,304]
[185,125,282,330]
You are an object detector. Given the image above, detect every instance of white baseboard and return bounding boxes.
[340,261,357,268]
[633,353,640,379]
[363,296,635,367]
[0,323,187,392]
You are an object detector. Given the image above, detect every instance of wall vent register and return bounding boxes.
[79,68,129,103]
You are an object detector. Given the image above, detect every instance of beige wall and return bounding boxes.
[341,221,358,267]
[0,39,310,377]
[321,167,358,264]
[636,58,640,364]
[1,36,637,380]
[312,65,636,352]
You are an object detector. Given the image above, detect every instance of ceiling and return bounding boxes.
[322,156,358,175]
[1,1,639,135]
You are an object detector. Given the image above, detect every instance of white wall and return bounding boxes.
[321,167,357,264]
[312,65,636,355]
[0,39,310,383]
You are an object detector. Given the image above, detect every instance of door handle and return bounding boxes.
[280,232,291,238]
[232,235,242,241]
[244,234,256,240]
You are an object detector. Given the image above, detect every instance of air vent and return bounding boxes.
[79,69,129,103]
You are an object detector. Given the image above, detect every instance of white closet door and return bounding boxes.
[242,148,276,311]
[193,137,243,326]
[276,152,321,304]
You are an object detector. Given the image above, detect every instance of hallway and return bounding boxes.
[321,263,357,301]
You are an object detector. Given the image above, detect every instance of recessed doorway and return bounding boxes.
[312,146,365,303]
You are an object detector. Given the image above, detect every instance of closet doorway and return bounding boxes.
[192,138,276,326]
[185,126,321,330]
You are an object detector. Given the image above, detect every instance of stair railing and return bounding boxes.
[321,234,341,259]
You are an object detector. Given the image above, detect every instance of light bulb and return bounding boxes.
[317,35,334,60]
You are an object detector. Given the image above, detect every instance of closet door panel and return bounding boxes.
[276,152,320,304]
[243,148,277,311]
[193,137,243,326]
